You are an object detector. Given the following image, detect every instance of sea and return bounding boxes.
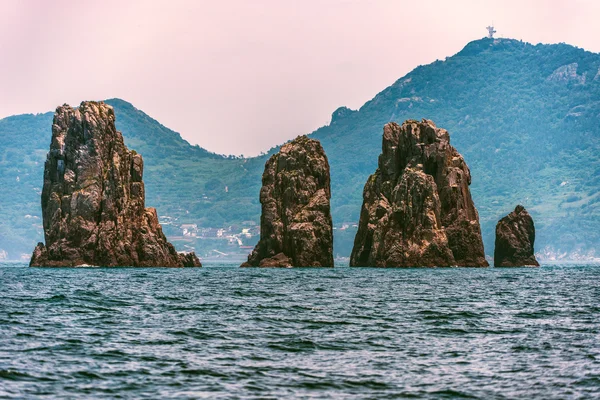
[1,262,599,399]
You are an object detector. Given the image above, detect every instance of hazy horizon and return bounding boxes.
[1,0,599,156]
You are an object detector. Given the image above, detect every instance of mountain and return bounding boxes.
[1,37,599,260]
[313,38,600,259]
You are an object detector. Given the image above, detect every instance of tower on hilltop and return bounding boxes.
[486,25,496,39]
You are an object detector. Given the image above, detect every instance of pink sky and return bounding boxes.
[1,0,599,155]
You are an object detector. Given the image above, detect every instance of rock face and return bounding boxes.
[547,63,586,84]
[350,120,488,267]
[241,136,333,267]
[494,205,539,267]
[30,101,201,267]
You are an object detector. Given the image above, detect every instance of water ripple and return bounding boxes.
[1,263,599,398]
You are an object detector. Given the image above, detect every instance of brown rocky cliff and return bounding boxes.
[494,205,539,267]
[30,101,201,267]
[241,135,334,267]
[350,119,488,267]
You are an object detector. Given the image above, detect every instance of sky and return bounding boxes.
[1,0,599,156]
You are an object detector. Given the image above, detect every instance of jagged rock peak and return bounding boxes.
[30,101,201,267]
[241,135,334,267]
[350,119,488,267]
[331,106,357,124]
[494,205,540,267]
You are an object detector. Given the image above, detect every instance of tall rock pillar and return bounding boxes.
[241,136,334,267]
[30,101,201,267]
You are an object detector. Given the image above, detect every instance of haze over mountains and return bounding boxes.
[1,37,599,261]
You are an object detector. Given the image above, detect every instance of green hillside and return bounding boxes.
[1,37,599,260]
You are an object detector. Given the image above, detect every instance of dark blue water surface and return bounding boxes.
[1,263,599,399]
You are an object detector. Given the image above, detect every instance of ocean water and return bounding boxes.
[1,263,599,399]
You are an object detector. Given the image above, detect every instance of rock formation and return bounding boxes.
[30,101,201,267]
[350,119,488,267]
[241,136,334,267]
[547,63,586,84]
[179,252,203,268]
[494,205,539,267]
